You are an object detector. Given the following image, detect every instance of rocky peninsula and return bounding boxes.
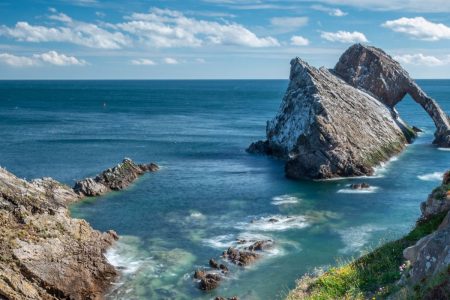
[248,44,450,179]
[0,158,157,299]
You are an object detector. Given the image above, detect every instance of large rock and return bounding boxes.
[0,168,117,299]
[248,44,450,179]
[74,158,159,197]
[420,171,450,221]
[403,211,450,284]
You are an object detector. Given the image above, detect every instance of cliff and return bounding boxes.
[249,44,450,179]
[0,158,157,299]
[286,170,450,299]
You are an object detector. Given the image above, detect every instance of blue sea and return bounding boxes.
[0,80,448,299]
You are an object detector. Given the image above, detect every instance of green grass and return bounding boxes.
[286,212,448,300]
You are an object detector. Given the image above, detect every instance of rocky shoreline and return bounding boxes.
[0,158,157,299]
[287,170,450,299]
[248,44,450,179]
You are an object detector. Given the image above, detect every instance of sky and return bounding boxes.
[1,0,450,79]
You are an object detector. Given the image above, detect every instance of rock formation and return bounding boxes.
[0,158,157,299]
[248,44,450,179]
[74,158,159,197]
[403,171,450,284]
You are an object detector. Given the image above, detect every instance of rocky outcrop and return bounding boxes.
[73,158,159,196]
[0,158,157,299]
[403,172,450,284]
[420,171,450,220]
[334,44,450,147]
[248,44,450,179]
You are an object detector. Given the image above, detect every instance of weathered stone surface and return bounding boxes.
[420,171,450,221]
[0,167,116,300]
[223,247,260,266]
[334,44,450,147]
[73,158,159,197]
[403,211,450,284]
[248,44,450,179]
[199,273,222,291]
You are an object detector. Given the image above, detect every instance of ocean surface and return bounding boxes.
[0,80,448,300]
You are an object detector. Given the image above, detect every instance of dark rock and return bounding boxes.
[223,247,260,266]
[219,264,228,273]
[199,273,222,290]
[412,126,423,133]
[246,240,274,251]
[194,269,206,279]
[350,183,371,190]
[268,218,279,223]
[73,158,158,197]
[248,44,450,179]
[209,258,219,269]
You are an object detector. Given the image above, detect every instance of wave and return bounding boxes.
[438,147,450,151]
[237,215,310,232]
[337,224,385,254]
[337,186,379,194]
[106,246,147,275]
[202,234,235,249]
[271,194,300,205]
[417,172,444,181]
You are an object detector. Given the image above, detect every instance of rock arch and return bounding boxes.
[334,44,450,147]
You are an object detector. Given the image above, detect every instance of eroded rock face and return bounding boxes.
[74,158,159,197]
[403,211,450,284]
[248,44,450,179]
[420,171,450,221]
[0,168,117,300]
[334,44,450,147]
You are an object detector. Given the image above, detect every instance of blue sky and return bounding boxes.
[1,0,450,79]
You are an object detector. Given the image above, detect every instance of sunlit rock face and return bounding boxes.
[248,44,450,179]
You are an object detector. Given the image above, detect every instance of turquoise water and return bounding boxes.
[0,80,449,299]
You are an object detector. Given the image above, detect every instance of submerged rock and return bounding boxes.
[350,183,371,190]
[74,158,159,196]
[248,44,450,179]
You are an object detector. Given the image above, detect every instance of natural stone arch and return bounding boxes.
[334,44,450,147]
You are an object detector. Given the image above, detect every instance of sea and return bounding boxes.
[0,80,448,299]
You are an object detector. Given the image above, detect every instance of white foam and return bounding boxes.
[106,247,149,275]
[438,147,450,151]
[238,215,310,232]
[337,186,379,194]
[271,194,300,205]
[337,224,384,254]
[202,234,235,249]
[418,172,444,181]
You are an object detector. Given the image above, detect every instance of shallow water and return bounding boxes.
[0,80,448,299]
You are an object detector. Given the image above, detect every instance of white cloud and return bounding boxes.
[195,58,206,63]
[0,51,86,67]
[0,53,37,67]
[382,17,450,41]
[131,58,156,65]
[270,17,308,28]
[118,8,279,48]
[290,35,309,46]
[164,57,179,64]
[394,53,450,66]
[311,5,347,16]
[320,30,368,43]
[0,13,130,49]
[33,51,86,66]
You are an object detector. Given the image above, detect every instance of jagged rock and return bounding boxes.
[199,273,222,291]
[248,44,450,179]
[209,258,220,269]
[219,264,228,273]
[223,247,260,266]
[350,183,371,190]
[0,167,116,300]
[246,240,274,251]
[412,126,423,133]
[403,211,450,284]
[194,269,206,279]
[73,158,158,197]
[420,171,450,220]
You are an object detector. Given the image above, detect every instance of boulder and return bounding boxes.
[248,44,450,179]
